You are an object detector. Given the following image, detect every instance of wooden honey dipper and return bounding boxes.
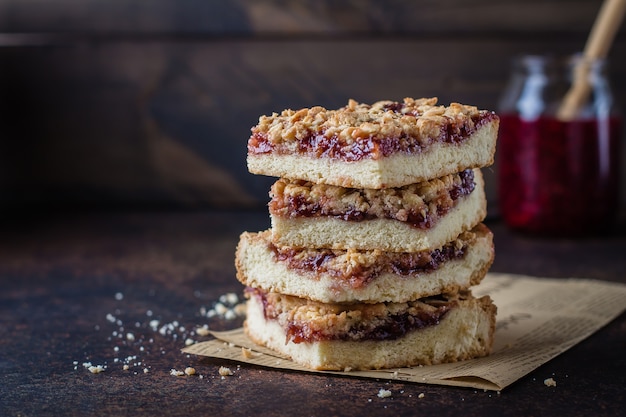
[557,0,626,120]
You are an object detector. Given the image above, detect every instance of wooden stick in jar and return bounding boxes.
[557,0,626,120]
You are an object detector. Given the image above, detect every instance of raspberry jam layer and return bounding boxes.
[270,169,475,229]
[286,306,451,344]
[247,288,455,344]
[270,238,468,289]
[248,112,496,161]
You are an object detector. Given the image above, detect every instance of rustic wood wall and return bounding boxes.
[1,0,625,213]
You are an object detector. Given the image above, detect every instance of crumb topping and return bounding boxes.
[247,288,467,343]
[248,98,496,160]
[269,169,475,228]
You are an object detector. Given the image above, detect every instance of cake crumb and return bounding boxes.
[170,369,185,377]
[184,367,196,376]
[544,378,557,387]
[234,303,247,316]
[377,389,392,398]
[418,393,425,399]
[219,366,233,377]
[241,347,255,359]
[220,292,239,305]
[88,365,105,374]
[196,326,210,337]
[123,364,129,371]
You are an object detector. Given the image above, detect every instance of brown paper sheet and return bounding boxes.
[183,273,626,391]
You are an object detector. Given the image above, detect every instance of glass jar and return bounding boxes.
[497,54,622,236]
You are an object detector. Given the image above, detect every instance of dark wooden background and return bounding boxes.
[1,0,625,212]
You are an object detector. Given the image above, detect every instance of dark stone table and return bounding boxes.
[1,210,624,416]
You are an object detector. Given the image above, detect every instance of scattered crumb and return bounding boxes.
[82,361,106,374]
[343,366,352,372]
[200,293,246,320]
[219,366,233,377]
[84,292,247,379]
[196,326,210,337]
[233,303,247,316]
[88,366,105,374]
[418,393,425,399]
[544,378,557,387]
[377,389,392,398]
[214,303,228,315]
[241,347,255,359]
[220,293,239,305]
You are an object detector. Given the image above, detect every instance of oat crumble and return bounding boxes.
[269,170,475,227]
[251,98,486,150]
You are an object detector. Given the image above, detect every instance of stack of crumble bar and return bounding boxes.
[235,98,499,371]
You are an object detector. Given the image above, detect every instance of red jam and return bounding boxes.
[498,114,621,235]
[286,307,451,344]
[270,240,467,289]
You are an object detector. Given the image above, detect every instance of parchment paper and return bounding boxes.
[183,273,626,391]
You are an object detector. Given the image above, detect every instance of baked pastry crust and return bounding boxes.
[236,224,494,303]
[247,98,499,188]
[244,288,496,370]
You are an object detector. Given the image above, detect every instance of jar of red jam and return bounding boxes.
[497,54,622,236]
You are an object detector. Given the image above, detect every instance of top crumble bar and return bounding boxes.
[247,98,499,189]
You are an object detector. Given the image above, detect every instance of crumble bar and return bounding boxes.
[235,224,494,303]
[244,287,496,370]
[248,98,498,188]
